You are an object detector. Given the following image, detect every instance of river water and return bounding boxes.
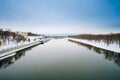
[0,38,120,80]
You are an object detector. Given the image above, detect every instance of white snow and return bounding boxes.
[0,36,47,53]
[68,38,120,53]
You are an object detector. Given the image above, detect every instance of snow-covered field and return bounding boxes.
[68,38,120,53]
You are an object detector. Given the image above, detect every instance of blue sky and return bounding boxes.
[0,0,120,34]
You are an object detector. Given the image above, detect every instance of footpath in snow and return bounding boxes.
[68,38,120,53]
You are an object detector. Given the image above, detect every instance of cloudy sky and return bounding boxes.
[0,0,120,34]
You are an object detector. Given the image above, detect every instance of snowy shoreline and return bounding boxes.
[0,38,51,60]
[0,41,40,60]
[68,38,120,53]
[0,36,49,53]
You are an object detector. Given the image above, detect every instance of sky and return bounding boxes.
[0,0,120,34]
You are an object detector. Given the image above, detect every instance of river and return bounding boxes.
[0,38,120,80]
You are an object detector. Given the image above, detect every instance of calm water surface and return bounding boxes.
[0,39,120,80]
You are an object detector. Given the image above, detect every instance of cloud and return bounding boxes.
[0,0,120,34]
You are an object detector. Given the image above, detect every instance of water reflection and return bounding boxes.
[0,45,38,69]
[68,39,120,67]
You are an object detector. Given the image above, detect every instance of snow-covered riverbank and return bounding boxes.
[0,41,36,53]
[0,37,51,60]
[0,36,50,53]
[68,38,120,53]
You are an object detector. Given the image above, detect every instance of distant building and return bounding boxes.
[17,32,28,38]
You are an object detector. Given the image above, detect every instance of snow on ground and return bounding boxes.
[0,36,45,52]
[0,41,35,52]
[68,38,120,53]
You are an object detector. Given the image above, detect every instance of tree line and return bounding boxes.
[0,28,39,45]
[69,33,120,46]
